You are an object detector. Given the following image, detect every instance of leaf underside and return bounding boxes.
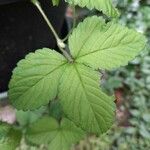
[59,63,115,134]
[8,48,67,110]
[66,0,119,18]
[69,16,147,70]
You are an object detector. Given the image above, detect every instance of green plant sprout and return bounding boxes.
[0,0,147,149]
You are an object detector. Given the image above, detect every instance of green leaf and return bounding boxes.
[49,100,63,120]
[52,0,60,6]
[0,122,11,139]
[139,124,150,139]
[26,117,84,150]
[143,113,150,123]
[16,107,46,127]
[0,129,22,150]
[65,0,119,18]
[58,63,115,134]
[8,48,67,110]
[69,16,147,70]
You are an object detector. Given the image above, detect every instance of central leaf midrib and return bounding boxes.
[73,64,102,132]
[75,27,141,60]
[76,45,121,60]
[75,22,100,58]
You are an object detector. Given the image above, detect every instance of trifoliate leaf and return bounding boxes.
[69,16,147,70]
[52,0,60,6]
[0,128,22,150]
[58,63,115,134]
[65,0,119,18]
[8,48,67,110]
[26,117,84,150]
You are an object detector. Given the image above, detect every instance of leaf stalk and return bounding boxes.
[31,0,73,62]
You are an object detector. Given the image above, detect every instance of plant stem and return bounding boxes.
[62,29,73,42]
[31,0,60,42]
[31,0,73,62]
[58,45,73,62]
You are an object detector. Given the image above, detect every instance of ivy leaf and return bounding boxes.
[0,128,22,150]
[52,0,60,6]
[8,48,67,110]
[26,117,84,150]
[69,16,147,70]
[58,63,115,134]
[65,0,119,18]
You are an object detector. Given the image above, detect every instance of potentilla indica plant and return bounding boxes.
[0,0,147,149]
